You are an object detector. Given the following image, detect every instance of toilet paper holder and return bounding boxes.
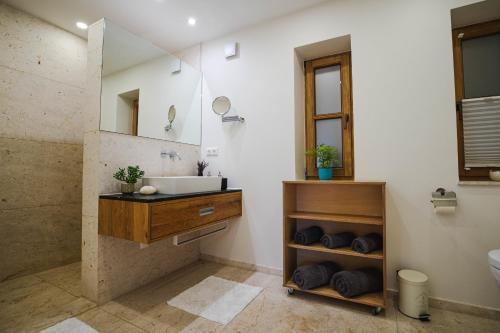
[431,188,457,208]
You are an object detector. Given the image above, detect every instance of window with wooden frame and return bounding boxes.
[305,52,353,179]
[452,19,500,180]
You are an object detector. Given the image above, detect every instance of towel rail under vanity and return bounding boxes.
[282,180,386,313]
[98,190,242,244]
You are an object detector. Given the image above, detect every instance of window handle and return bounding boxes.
[456,102,463,121]
[343,114,350,129]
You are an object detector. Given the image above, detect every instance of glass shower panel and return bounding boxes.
[315,65,341,115]
[316,118,343,167]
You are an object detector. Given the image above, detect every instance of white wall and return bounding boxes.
[199,0,500,309]
[101,55,202,145]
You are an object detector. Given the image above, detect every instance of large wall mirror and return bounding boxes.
[100,20,202,145]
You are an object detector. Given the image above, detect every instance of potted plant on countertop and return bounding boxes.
[307,144,339,180]
[197,160,209,176]
[113,165,145,194]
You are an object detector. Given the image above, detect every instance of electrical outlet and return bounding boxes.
[206,147,219,156]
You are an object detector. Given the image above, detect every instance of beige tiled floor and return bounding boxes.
[1,261,499,333]
[35,262,83,297]
[0,273,95,333]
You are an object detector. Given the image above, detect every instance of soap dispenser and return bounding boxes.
[218,171,228,190]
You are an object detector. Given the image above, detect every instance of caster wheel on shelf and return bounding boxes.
[372,307,382,316]
[287,288,295,295]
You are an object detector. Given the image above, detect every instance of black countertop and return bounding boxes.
[99,188,242,203]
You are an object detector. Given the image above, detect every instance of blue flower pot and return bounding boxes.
[318,167,333,180]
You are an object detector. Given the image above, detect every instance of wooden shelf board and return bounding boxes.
[288,211,383,225]
[285,281,385,308]
[288,242,384,260]
[283,180,386,185]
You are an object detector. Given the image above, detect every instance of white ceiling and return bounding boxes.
[5,0,328,52]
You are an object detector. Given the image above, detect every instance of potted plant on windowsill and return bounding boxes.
[113,165,145,194]
[307,144,339,180]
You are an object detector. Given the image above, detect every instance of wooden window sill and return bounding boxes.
[458,181,500,186]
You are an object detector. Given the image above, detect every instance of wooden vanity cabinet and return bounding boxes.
[98,191,242,244]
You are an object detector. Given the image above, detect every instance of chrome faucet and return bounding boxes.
[160,150,182,160]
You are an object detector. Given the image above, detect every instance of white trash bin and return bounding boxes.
[397,269,430,320]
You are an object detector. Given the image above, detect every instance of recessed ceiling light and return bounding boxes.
[76,21,88,30]
[187,17,196,26]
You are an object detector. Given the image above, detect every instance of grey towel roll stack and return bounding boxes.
[320,232,356,249]
[292,262,341,290]
[351,233,383,254]
[294,226,323,245]
[330,268,383,298]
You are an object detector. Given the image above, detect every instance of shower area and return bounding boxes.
[0,3,86,282]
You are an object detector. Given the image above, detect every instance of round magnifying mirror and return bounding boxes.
[168,105,176,123]
[212,96,231,116]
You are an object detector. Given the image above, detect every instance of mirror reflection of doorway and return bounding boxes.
[116,89,139,136]
[132,99,138,136]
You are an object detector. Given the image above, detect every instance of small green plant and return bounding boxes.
[113,165,145,184]
[306,144,339,168]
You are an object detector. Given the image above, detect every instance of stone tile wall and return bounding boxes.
[0,3,87,281]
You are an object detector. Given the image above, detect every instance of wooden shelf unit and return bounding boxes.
[283,180,386,310]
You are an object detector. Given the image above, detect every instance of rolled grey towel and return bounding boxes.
[351,233,383,254]
[294,226,323,245]
[330,268,383,298]
[292,262,341,290]
[320,232,356,249]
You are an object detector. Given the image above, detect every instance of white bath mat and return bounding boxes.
[39,318,98,333]
[167,276,262,325]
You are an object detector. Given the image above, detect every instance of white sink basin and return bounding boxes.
[142,176,222,195]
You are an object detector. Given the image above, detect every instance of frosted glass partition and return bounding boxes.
[99,20,202,145]
[316,118,343,167]
[314,65,341,115]
[462,33,500,99]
